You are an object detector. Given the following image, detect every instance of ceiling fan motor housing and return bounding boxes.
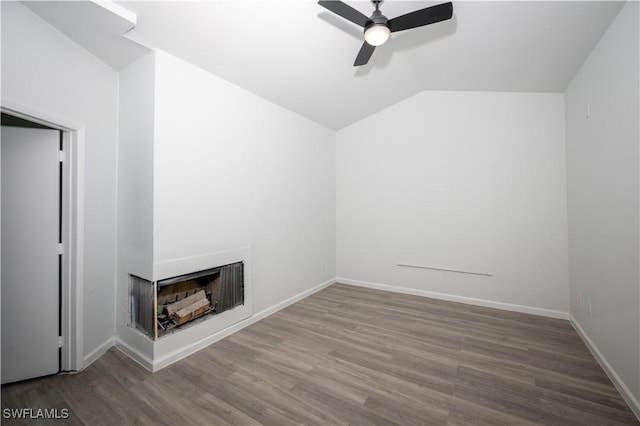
[366,9,389,30]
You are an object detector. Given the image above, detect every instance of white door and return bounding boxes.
[1,125,61,384]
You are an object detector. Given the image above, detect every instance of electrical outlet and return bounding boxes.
[576,291,583,307]
[320,261,325,271]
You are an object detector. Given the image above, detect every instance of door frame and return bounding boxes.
[2,98,85,372]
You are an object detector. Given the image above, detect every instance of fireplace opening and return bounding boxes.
[130,261,244,339]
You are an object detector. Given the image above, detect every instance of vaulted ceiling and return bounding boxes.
[23,1,624,130]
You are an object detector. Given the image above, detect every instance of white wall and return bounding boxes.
[114,50,335,368]
[1,3,118,360]
[565,1,640,406]
[152,51,336,313]
[116,52,156,359]
[117,52,155,281]
[337,91,569,314]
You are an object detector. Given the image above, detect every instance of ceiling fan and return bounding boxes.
[318,0,453,66]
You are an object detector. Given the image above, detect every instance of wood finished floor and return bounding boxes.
[2,283,638,425]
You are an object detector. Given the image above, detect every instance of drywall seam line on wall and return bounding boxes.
[338,278,569,319]
[396,262,493,277]
[570,315,640,420]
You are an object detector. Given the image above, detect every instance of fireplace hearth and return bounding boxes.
[130,261,244,339]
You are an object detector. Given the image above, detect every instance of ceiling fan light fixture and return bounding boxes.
[364,24,390,46]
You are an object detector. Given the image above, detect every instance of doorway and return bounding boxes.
[1,115,62,383]
[1,108,83,382]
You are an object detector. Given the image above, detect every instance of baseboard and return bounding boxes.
[243,277,337,324]
[337,278,569,320]
[569,315,640,420]
[114,337,154,371]
[150,277,337,371]
[82,336,115,369]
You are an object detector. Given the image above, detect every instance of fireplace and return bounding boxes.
[130,261,244,339]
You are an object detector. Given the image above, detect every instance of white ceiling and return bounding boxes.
[24,1,624,130]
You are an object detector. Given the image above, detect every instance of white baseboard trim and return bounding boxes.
[150,277,337,371]
[249,278,337,323]
[337,278,569,320]
[82,336,115,370]
[114,337,154,371]
[569,315,640,420]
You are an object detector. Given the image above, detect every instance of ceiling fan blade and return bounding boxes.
[388,2,453,33]
[354,41,375,66]
[318,0,371,28]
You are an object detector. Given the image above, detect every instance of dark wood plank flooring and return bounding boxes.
[2,283,638,425]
